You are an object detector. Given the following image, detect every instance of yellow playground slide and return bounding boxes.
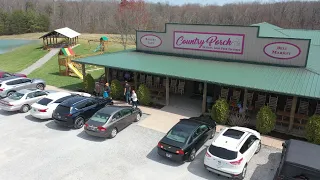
[68,63,83,79]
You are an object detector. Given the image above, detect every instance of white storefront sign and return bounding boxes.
[263,42,301,60]
[173,31,245,54]
[140,34,162,48]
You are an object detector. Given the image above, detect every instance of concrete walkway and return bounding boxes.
[19,48,60,75]
[19,44,80,75]
[45,85,284,149]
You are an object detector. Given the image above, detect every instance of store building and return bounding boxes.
[74,22,320,137]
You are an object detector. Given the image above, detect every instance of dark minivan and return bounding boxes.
[52,96,113,129]
[274,139,320,180]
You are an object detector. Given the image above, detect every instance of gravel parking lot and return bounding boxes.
[0,109,281,180]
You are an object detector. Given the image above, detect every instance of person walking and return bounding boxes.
[124,81,131,104]
[131,90,138,108]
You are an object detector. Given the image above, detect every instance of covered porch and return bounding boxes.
[74,50,320,138]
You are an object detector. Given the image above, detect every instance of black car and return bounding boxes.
[157,116,216,162]
[84,106,142,138]
[274,139,320,180]
[52,96,113,129]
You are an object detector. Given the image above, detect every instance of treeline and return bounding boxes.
[0,9,50,35]
[0,0,319,35]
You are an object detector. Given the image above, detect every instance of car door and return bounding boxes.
[120,108,134,127]
[190,126,207,151]
[110,112,125,130]
[25,92,36,105]
[239,136,255,162]
[82,100,97,119]
[19,78,33,89]
[246,135,259,159]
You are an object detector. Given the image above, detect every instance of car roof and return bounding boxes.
[211,127,251,151]
[60,96,89,106]
[0,76,20,82]
[98,106,130,115]
[17,88,41,94]
[284,139,320,171]
[45,92,71,100]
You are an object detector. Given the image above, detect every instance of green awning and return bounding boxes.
[73,50,320,99]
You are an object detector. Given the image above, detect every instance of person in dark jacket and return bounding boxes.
[124,81,131,104]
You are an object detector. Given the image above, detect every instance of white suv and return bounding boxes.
[204,126,261,179]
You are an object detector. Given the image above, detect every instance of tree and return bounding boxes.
[211,98,230,125]
[113,0,149,49]
[306,115,320,145]
[256,106,276,134]
[83,74,95,94]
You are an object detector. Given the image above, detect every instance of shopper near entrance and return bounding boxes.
[103,83,111,98]
[131,90,138,108]
[124,81,131,104]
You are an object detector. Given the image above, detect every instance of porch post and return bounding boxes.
[81,64,86,81]
[166,76,169,106]
[104,67,109,83]
[289,96,298,131]
[242,89,248,116]
[134,72,138,90]
[202,82,207,114]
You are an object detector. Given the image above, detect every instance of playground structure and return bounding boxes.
[58,47,84,79]
[88,36,109,53]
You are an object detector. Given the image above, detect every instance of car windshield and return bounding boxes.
[37,98,53,106]
[8,92,24,100]
[166,124,194,143]
[55,105,70,114]
[90,112,110,123]
[208,145,238,160]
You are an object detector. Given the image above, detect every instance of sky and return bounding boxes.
[145,0,316,6]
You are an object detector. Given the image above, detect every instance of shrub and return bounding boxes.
[256,106,276,134]
[137,84,151,106]
[306,115,320,145]
[110,79,123,99]
[82,73,95,94]
[211,98,230,125]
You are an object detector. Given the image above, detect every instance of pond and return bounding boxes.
[0,39,38,54]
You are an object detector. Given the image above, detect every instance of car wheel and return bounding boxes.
[187,148,196,162]
[210,127,216,139]
[74,117,85,129]
[255,141,261,154]
[240,164,247,179]
[6,91,15,97]
[134,113,141,122]
[20,104,30,113]
[110,128,118,138]
[36,83,45,90]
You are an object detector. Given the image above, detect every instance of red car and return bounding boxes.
[0,71,27,79]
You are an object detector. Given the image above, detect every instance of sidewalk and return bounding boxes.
[45,85,284,149]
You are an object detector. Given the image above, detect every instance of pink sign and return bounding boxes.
[140,34,162,48]
[173,31,245,54]
[263,42,301,60]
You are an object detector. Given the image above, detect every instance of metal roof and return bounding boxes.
[39,27,81,39]
[74,50,320,99]
[250,22,288,38]
[285,139,320,172]
[276,29,320,46]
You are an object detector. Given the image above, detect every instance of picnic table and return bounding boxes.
[276,110,308,128]
[149,87,165,100]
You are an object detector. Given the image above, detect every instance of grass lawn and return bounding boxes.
[0,42,48,73]
[29,41,135,90]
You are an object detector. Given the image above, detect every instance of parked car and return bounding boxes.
[274,139,320,180]
[52,96,114,129]
[157,116,216,162]
[204,127,261,179]
[0,89,52,113]
[84,106,142,138]
[0,77,46,98]
[0,70,27,79]
[30,92,75,119]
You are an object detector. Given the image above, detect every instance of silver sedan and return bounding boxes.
[0,89,53,113]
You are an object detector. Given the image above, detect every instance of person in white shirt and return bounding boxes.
[131,90,138,108]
